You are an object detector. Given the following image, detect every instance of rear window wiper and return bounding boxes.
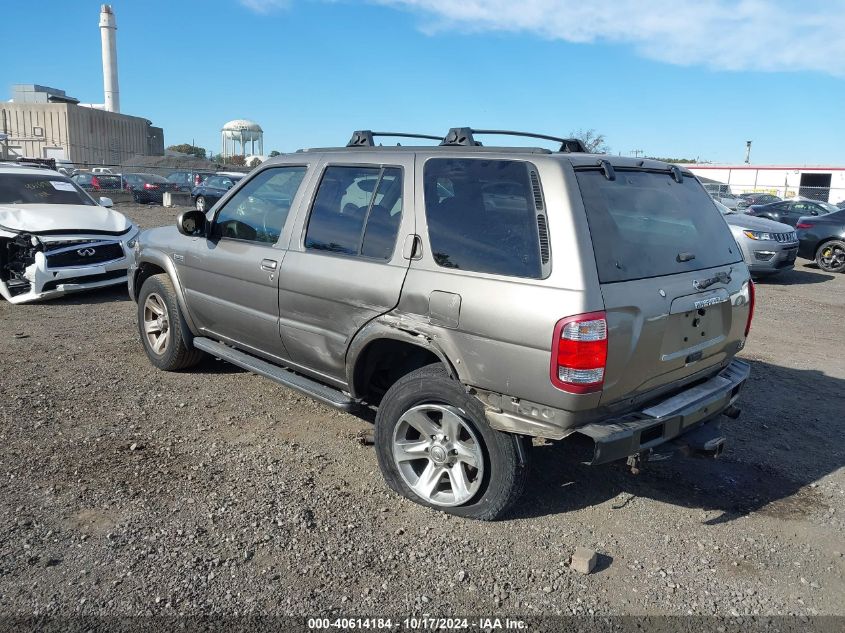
[694,267,733,290]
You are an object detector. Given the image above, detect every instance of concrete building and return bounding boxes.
[0,6,164,166]
[1,85,164,165]
[689,164,845,203]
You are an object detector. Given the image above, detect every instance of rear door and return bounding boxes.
[574,167,751,405]
[277,155,414,383]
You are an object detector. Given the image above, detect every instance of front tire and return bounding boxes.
[374,364,528,520]
[137,274,204,371]
[816,240,845,273]
[196,196,207,212]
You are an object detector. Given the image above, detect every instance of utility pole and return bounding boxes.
[745,140,752,164]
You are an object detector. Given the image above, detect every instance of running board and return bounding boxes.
[192,337,357,411]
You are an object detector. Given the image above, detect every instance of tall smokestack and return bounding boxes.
[99,4,120,113]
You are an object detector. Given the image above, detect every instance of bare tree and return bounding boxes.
[569,128,609,154]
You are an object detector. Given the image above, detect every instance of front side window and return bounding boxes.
[213,166,307,244]
[0,173,95,206]
[305,165,403,259]
[423,158,542,278]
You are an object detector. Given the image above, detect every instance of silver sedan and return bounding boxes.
[715,201,798,276]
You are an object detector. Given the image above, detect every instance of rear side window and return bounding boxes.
[305,166,403,259]
[423,158,543,278]
[575,169,742,283]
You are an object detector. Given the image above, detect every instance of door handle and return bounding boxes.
[260,258,278,271]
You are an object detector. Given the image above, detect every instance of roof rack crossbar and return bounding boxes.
[440,128,588,153]
[347,130,443,147]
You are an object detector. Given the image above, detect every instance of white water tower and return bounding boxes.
[221,119,264,158]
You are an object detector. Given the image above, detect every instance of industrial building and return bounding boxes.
[0,5,164,166]
[689,165,845,204]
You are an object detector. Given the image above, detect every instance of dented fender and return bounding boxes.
[345,313,463,397]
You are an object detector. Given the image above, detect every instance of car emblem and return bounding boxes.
[76,248,96,256]
[694,296,727,309]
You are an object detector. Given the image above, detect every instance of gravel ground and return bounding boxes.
[0,202,843,618]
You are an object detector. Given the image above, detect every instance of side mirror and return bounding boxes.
[99,196,113,208]
[177,209,208,237]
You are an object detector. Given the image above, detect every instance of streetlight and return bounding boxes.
[745,140,752,164]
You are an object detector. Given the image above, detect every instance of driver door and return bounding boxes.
[177,164,312,360]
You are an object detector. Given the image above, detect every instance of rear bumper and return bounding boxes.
[575,359,750,465]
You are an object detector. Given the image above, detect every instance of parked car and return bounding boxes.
[700,181,747,210]
[123,173,178,204]
[738,192,782,206]
[836,200,845,209]
[191,174,244,212]
[71,172,124,193]
[745,198,839,227]
[0,165,138,304]
[166,170,216,192]
[796,208,845,273]
[714,201,797,276]
[129,128,753,520]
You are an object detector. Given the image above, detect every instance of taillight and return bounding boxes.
[796,222,813,229]
[194,174,201,186]
[91,176,101,190]
[744,280,755,337]
[550,311,608,394]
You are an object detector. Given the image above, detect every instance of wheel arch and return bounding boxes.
[132,249,199,334]
[346,320,461,405]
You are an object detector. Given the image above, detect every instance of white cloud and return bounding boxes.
[239,0,291,13]
[374,0,845,76]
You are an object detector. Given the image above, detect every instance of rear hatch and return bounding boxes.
[574,165,751,406]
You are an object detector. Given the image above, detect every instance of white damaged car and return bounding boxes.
[0,165,139,304]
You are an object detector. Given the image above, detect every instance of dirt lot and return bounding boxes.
[1,202,843,618]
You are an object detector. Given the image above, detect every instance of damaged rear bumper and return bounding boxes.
[575,359,750,465]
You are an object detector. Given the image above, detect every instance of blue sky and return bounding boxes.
[4,0,845,164]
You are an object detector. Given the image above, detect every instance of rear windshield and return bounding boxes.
[94,175,122,188]
[575,169,742,283]
[0,173,95,206]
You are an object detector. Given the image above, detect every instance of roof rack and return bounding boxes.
[439,128,588,153]
[347,130,443,147]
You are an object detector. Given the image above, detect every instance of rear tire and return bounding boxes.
[137,274,204,371]
[374,364,529,520]
[816,240,845,273]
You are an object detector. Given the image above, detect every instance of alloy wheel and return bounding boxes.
[143,292,170,355]
[819,243,845,271]
[391,404,485,507]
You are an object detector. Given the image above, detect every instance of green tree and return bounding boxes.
[167,143,207,159]
[647,156,699,164]
[269,150,281,157]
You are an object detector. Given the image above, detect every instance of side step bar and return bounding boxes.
[192,337,358,411]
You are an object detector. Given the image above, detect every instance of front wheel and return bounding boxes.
[374,364,529,520]
[816,240,845,273]
[137,274,204,371]
[196,196,207,212]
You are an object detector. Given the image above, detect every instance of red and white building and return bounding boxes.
[688,165,845,203]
